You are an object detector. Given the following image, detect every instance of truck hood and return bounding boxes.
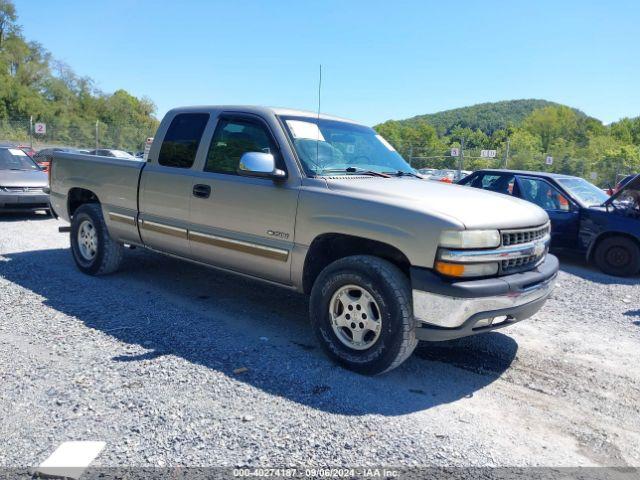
[0,169,48,187]
[325,177,549,229]
[604,173,640,206]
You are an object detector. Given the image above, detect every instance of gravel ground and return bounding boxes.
[0,213,639,468]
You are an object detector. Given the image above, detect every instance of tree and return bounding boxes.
[0,0,17,48]
[506,129,542,170]
[0,0,159,150]
[522,106,580,152]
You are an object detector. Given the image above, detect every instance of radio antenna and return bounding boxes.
[317,64,322,120]
[316,64,322,168]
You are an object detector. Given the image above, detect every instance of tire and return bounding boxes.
[70,203,124,275]
[309,255,417,375]
[593,236,640,277]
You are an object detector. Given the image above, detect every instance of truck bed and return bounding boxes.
[49,152,145,223]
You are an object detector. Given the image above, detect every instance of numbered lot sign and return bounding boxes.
[34,123,46,135]
[481,150,497,158]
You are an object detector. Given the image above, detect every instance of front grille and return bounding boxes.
[501,224,550,247]
[498,223,550,274]
[0,186,44,193]
[501,252,545,273]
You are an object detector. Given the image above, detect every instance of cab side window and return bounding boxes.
[205,118,279,175]
[158,113,209,168]
[519,177,570,211]
[471,174,515,195]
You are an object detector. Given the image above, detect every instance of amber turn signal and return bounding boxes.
[435,261,466,277]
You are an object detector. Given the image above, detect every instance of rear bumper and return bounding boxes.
[411,254,558,341]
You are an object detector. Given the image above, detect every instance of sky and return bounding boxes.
[14,0,640,126]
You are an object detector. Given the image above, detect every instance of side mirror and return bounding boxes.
[238,152,286,180]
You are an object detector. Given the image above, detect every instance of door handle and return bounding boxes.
[193,184,211,199]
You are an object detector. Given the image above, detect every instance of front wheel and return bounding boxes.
[593,236,640,277]
[70,203,124,275]
[310,255,417,375]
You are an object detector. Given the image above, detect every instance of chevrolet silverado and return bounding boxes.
[49,106,558,374]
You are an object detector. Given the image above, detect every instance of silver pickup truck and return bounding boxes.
[50,106,558,374]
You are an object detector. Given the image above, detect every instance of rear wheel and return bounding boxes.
[593,236,640,277]
[310,255,417,375]
[70,203,124,275]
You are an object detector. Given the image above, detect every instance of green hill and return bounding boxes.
[373,100,639,186]
[395,99,586,135]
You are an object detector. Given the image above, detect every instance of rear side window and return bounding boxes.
[158,113,209,168]
[471,173,515,195]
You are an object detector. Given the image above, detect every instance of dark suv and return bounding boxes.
[459,169,640,277]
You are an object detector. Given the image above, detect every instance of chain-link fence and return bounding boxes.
[395,143,636,188]
[2,116,635,187]
[0,117,157,153]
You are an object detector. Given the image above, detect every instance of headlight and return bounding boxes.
[439,229,501,249]
[435,261,499,277]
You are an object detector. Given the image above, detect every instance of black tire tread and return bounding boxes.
[310,255,417,375]
[71,203,123,275]
[594,236,640,277]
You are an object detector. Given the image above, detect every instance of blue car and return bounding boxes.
[459,170,640,277]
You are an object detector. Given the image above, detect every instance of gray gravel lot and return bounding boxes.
[1,213,639,468]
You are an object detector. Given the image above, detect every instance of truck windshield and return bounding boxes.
[0,148,40,171]
[280,116,412,176]
[556,177,609,207]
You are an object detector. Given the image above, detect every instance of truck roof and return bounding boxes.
[166,105,361,125]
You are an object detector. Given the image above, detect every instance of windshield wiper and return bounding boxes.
[319,167,391,178]
[384,170,421,178]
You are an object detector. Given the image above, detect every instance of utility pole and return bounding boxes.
[408,145,414,167]
[458,137,465,175]
[29,116,33,149]
[503,137,510,169]
[95,120,99,151]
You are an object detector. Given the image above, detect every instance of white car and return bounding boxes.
[87,149,139,160]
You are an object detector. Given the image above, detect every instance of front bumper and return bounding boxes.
[0,191,50,211]
[411,254,559,341]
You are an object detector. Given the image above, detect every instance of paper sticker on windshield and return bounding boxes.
[375,135,396,151]
[9,148,27,156]
[286,120,325,141]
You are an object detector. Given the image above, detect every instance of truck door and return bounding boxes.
[516,176,580,248]
[187,114,298,284]
[138,112,210,257]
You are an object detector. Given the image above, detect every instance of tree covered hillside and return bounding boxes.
[399,99,585,136]
[0,0,158,150]
[375,101,640,186]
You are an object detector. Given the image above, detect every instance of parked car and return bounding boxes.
[417,168,437,178]
[87,149,138,160]
[18,145,36,157]
[429,169,471,183]
[459,169,640,276]
[429,169,456,183]
[33,147,70,172]
[0,146,50,213]
[50,105,558,374]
